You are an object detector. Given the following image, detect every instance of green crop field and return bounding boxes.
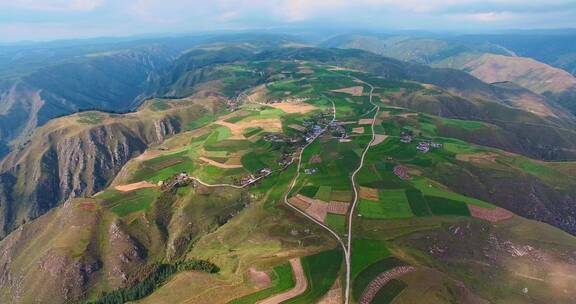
[325,214,346,235]
[100,188,159,217]
[352,257,407,301]
[351,239,391,279]
[314,186,332,201]
[284,249,343,304]
[425,196,471,216]
[411,178,494,208]
[371,279,408,304]
[357,189,413,220]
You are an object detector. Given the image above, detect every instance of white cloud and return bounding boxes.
[0,0,104,11]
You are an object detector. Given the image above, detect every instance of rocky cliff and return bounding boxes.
[0,97,223,238]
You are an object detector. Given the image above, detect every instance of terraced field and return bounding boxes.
[7,58,576,304]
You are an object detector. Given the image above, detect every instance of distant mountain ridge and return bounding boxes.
[323,33,576,115]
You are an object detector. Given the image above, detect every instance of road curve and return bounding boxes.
[345,81,379,304]
[257,258,308,304]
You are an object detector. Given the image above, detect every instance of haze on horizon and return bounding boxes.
[1,0,576,42]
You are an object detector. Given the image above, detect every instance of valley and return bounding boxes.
[1,36,576,304]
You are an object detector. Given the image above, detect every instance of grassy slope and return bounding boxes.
[2,60,576,304]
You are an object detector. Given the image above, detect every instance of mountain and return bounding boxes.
[0,33,300,160]
[1,35,576,304]
[323,33,576,115]
[1,56,576,304]
[0,95,226,238]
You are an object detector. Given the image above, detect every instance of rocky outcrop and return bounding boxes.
[0,114,182,239]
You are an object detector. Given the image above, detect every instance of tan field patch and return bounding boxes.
[288,196,312,210]
[339,121,356,125]
[288,124,306,131]
[352,127,365,134]
[331,86,364,96]
[216,117,282,139]
[249,268,272,289]
[199,156,243,169]
[298,67,314,74]
[115,181,156,192]
[268,101,316,114]
[358,118,374,125]
[246,84,268,103]
[456,152,500,164]
[224,153,244,166]
[380,111,391,119]
[327,201,349,215]
[370,134,388,146]
[469,205,514,223]
[296,194,328,222]
[137,271,249,304]
[309,154,322,164]
[359,187,379,201]
[258,258,308,304]
[318,280,342,304]
[397,112,418,119]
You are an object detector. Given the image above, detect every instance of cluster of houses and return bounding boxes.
[416,141,443,153]
[226,94,245,111]
[305,168,319,175]
[328,121,347,139]
[238,167,273,186]
[277,152,295,168]
[399,131,442,153]
[263,133,300,143]
[161,172,193,190]
[400,132,413,143]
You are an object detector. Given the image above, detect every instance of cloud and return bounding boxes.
[0,0,575,41]
[0,0,104,11]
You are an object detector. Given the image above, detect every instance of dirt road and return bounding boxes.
[257,258,307,304]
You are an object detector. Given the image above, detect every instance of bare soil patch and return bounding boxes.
[296,194,328,222]
[456,152,500,164]
[370,134,388,146]
[339,121,356,125]
[359,187,379,201]
[258,258,307,304]
[352,127,365,134]
[216,117,282,139]
[469,205,514,223]
[331,86,364,96]
[288,196,311,210]
[199,156,243,169]
[115,181,156,192]
[78,202,97,211]
[328,201,349,215]
[398,113,418,119]
[318,280,342,304]
[358,118,374,125]
[268,101,316,114]
[249,268,272,289]
[309,154,322,164]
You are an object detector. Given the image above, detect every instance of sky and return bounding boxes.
[1,0,575,42]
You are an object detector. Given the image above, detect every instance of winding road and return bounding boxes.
[282,78,379,304]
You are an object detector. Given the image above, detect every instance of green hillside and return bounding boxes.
[1,58,576,304]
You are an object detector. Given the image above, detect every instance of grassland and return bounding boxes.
[228,263,295,304]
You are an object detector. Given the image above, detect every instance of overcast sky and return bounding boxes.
[1,0,575,42]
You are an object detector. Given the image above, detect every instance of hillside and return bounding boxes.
[0,58,576,304]
[0,93,227,238]
[324,33,576,115]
